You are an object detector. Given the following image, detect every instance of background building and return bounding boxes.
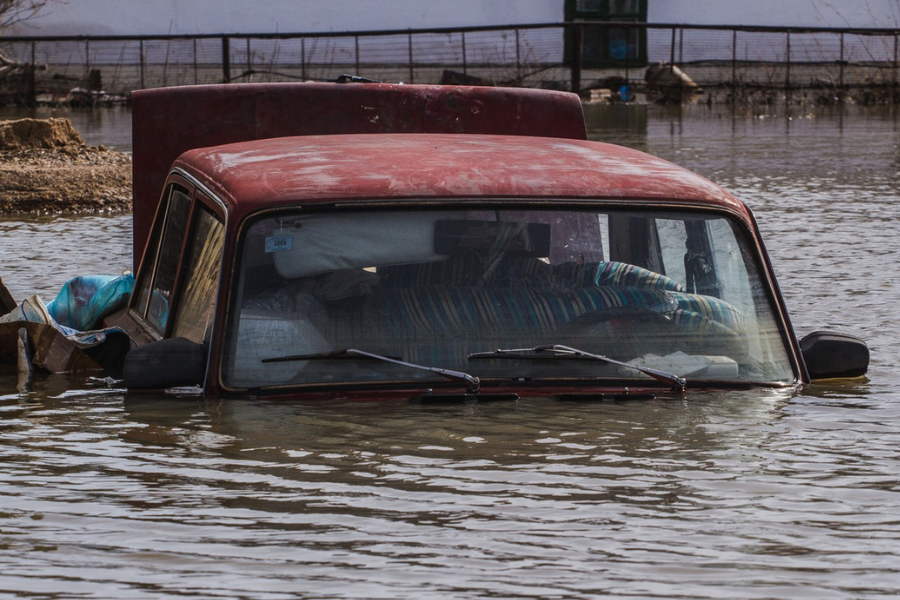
[9,0,900,37]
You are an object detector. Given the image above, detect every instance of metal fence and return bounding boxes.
[1,21,898,104]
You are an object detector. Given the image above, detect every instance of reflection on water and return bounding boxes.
[1,106,900,599]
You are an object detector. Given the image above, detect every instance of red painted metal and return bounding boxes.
[131,82,587,269]
[124,82,813,397]
[173,133,749,227]
[173,133,757,397]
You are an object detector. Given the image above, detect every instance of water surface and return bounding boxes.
[1,104,898,599]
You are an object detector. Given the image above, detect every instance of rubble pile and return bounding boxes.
[0,118,131,214]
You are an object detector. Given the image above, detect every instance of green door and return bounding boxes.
[565,0,648,67]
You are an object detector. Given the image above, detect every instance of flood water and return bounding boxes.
[1,103,899,599]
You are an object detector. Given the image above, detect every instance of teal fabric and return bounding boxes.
[46,274,135,331]
[592,261,684,291]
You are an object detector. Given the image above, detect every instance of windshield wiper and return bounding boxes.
[468,344,686,392]
[263,348,481,393]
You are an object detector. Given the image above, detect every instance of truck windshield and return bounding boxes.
[222,207,795,390]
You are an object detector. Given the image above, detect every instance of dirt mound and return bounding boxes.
[0,118,85,151]
[0,118,131,214]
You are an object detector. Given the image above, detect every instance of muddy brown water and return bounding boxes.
[1,104,899,599]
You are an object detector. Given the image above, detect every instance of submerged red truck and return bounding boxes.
[4,82,869,400]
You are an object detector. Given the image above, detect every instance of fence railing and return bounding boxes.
[1,21,899,104]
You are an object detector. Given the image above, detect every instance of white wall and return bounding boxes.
[11,0,564,36]
[646,1,900,64]
[14,1,900,37]
[648,0,900,28]
[12,0,899,71]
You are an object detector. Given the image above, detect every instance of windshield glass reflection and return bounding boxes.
[224,207,794,389]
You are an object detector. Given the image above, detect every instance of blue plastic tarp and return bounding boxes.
[0,274,134,372]
[45,274,134,332]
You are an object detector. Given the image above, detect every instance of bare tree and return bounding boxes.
[0,0,59,30]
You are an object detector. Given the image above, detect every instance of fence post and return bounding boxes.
[462,31,468,76]
[571,24,582,95]
[785,31,791,105]
[301,38,306,81]
[669,26,678,98]
[247,38,252,81]
[624,25,631,88]
[193,39,198,85]
[222,37,231,83]
[731,28,737,104]
[670,27,676,65]
[355,35,360,75]
[407,31,414,83]
[515,28,521,84]
[839,32,845,102]
[162,39,168,88]
[25,41,36,105]
[139,39,145,89]
[893,32,898,104]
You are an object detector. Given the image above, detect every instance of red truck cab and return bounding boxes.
[116,82,867,400]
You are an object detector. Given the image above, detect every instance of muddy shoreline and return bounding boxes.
[0,118,131,215]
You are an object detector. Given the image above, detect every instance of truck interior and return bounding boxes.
[220,204,795,391]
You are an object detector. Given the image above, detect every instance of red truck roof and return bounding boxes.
[172,133,745,226]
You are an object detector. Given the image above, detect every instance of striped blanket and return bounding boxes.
[323,259,743,361]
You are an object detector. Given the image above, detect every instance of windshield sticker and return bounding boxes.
[265,234,293,253]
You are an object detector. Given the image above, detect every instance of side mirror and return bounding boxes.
[124,337,207,390]
[799,331,869,381]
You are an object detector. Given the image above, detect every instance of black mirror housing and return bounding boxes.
[799,331,869,381]
[124,337,207,390]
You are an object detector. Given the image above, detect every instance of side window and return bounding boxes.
[133,184,191,332]
[171,203,225,343]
